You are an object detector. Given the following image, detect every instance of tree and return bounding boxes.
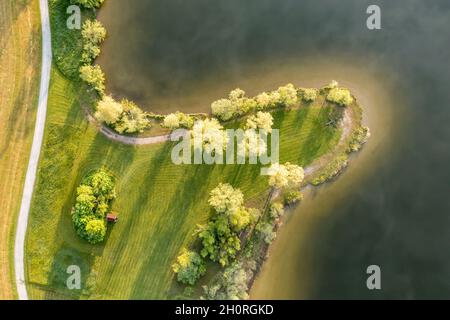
[79,65,105,95]
[71,0,104,9]
[327,87,354,106]
[114,100,150,134]
[268,162,304,189]
[326,80,339,89]
[269,202,285,219]
[72,169,116,244]
[163,112,194,130]
[221,262,251,300]
[229,88,246,101]
[208,183,244,214]
[82,19,106,44]
[81,19,106,64]
[239,130,267,158]
[172,249,206,285]
[211,98,237,121]
[94,96,123,125]
[85,219,107,244]
[277,83,298,107]
[191,118,228,152]
[74,185,96,214]
[284,190,303,205]
[178,112,195,129]
[198,216,241,267]
[245,111,273,133]
[256,222,276,244]
[201,262,252,300]
[229,207,252,232]
[163,113,180,129]
[302,88,318,102]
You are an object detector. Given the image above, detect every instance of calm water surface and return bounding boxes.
[98,0,450,298]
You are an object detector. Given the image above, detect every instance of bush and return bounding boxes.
[95,96,150,133]
[202,262,253,300]
[211,89,258,121]
[277,83,298,107]
[211,98,237,121]
[326,87,354,106]
[229,207,259,232]
[163,112,194,130]
[208,183,244,215]
[348,126,371,152]
[256,222,276,245]
[81,19,106,64]
[79,65,105,95]
[172,249,206,285]
[302,88,318,102]
[283,190,303,205]
[70,0,104,9]
[95,96,123,125]
[198,216,241,267]
[244,112,273,133]
[114,100,150,134]
[71,169,115,244]
[85,219,107,244]
[255,91,282,110]
[311,155,349,185]
[269,202,285,220]
[50,0,95,79]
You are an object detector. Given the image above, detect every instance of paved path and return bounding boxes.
[85,112,189,145]
[14,0,52,300]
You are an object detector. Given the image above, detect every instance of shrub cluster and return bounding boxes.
[162,112,195,130]
[199,184,260,267]
[81,19,106,64]
[300,88,319,102]
[202,262,255,300]
[326,87,354,106]
[72,169,116,244]
[211,84,300,122]
[173,183,259,286]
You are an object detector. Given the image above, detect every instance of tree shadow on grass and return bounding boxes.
[94,141,179,297]
[124,161,217,299]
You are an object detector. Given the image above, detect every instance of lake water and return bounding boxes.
[98,0,450,298]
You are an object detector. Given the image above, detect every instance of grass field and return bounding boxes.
[25,64,341,299]
[0,0,40,299]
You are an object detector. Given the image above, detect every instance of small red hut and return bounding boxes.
[106,213,118,223]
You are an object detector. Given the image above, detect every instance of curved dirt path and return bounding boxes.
[14,0,51,300]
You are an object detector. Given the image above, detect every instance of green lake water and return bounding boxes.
[98,0,450,299]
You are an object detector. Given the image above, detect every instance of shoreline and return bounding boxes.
[247,102,367,299]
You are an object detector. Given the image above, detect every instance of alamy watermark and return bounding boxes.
[66,265,81,290]
[366,265,381,290]
[170,126,279,175]
[66,5,81,30]
[366,5,382,30]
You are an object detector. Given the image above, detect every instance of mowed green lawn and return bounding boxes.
[25,68,341,299]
